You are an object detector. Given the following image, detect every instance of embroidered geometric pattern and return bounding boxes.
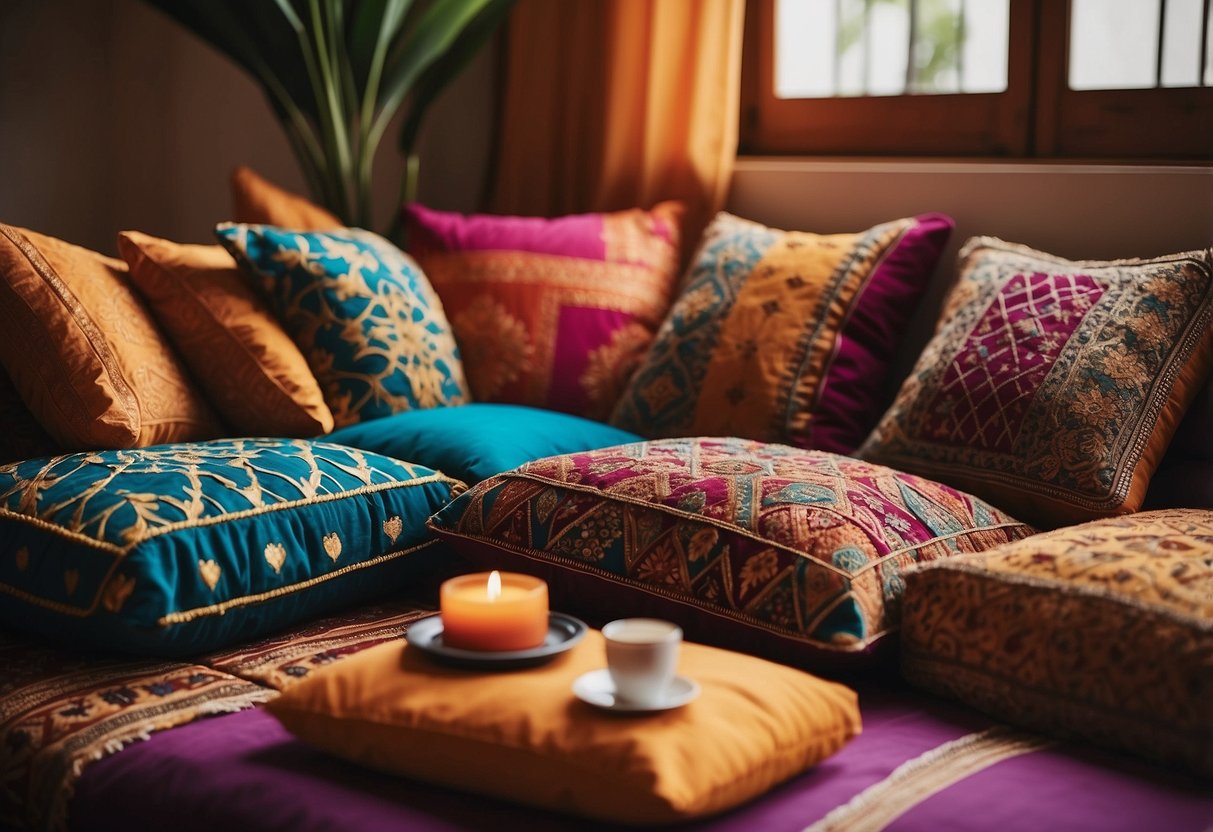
[0,440,463,654]
[216,224,468,427]
[611,213,952,454]
[429,437,1033,660]
[902,509,1213,778]
[861,238,1213,527]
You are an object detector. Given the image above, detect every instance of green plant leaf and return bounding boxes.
[347,0,413,91]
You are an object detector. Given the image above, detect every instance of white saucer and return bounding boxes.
[571,669,700,713]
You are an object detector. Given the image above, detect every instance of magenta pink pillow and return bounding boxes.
[405,203,684,421]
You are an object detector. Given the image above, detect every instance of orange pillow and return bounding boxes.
[0,224,220,449]
[118,231,334,437]
[230,166,343,231]
[268,630,861,824]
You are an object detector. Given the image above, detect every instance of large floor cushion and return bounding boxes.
[429,437,1034,667]
[901,508,1213,778]
[0,439,463,656]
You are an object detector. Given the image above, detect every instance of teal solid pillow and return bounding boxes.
[0,439,464,656]
[327,404,644,484]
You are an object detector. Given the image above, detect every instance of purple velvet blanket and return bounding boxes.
[69,686,1213,832]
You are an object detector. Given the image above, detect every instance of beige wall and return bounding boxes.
[0,0,495,254]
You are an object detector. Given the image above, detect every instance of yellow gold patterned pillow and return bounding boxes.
[901,509,1213,777]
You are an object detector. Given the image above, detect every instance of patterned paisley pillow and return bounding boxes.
[217,224,469,428]
[0,439,464,655]
[901,509,1213,778]
[428,437,1033,668]
[405,202,684,421]
[611,212,953,455]
[860,238,1213,528]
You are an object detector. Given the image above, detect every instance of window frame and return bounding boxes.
[740,0,1213,161]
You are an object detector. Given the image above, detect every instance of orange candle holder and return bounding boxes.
[439,571,549,652]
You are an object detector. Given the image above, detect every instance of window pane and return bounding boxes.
[775,0,1008,99]
[1161,0,1204,87]
[1069,0,1161,90]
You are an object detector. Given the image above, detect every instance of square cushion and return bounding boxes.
[230,165,343,231]
[0,225,221,450]
[267,630,861,824]
[611,212,952,454]
[118,231,334,438]
[326,404,641,484]
[428,437,1033,667]
[216,224,469,428]
[0,439,463,656]
[405,201,684,420]
[901,509,1213,778]
[861,238,1213,528]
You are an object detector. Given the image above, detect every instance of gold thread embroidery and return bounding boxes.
[383,516,403,542]
[15,546,28,571]
[264,543,287,574]
[322,532,342,562]
[64,569,79,597]
[198,559,222,591]
[102,574,136,612]
[159,540,437,626]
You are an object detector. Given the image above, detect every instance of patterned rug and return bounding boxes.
[0,599,435,831]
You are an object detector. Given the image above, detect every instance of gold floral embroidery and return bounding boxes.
[323,532,342,562]
[199,559,222,591]
[63,569,79,597]
[382,516,403,543]
[101,573,136,612]
[264,542,287,574]
[580,323,654,420]
[452,295,533,399]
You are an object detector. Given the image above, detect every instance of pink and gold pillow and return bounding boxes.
[405,202,684,420]
[861,238,1213,528]
[611,213,952,454]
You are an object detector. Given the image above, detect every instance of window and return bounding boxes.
[741,0,1213,159]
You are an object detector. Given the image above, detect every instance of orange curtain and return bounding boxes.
[491,0,745,239]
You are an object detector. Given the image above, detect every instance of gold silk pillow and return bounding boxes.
[230,166,343,231]
[860,238,1213,528]
[268,630,862,824]
[118,231,334,437]
[0,224,220,450]
[901,509,1213,778]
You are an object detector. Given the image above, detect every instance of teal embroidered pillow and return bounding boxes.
[0,439,464,656]
[216,224,470,427]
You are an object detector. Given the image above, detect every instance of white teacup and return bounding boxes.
[602,618,682,708]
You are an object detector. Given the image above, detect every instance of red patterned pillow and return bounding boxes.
[405,202,683,420]
[428,437,1034,668]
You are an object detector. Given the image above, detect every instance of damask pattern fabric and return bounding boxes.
[0,224,221,449]
[217,224,469,427]
[118,231,334,437]
[861,238,1213,528]
[901,509,1213,778]
[429,437,1033,666]
[611,213,952,454]
[0,439,463,655]
[405,202,684,420]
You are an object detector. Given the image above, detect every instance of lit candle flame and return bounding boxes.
[486,570,502,601]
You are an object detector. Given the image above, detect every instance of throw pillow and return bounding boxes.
[0,439,464,655]
[326,403,642,484]
[118,231,334,438]
[428,437,1033,667]
[405,201,684,420]
[230,165,343,231]
[216,224,469,428]
[860,238,1213,528]
[268,630,861,824]
[610,212,953,454]
[901,509,1213,778]
[0,224,221,450]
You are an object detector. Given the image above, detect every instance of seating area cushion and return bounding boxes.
[216,224,469,428]
[326,404,642,484]
[428,437,1034,667]
[611,213,952,454]
[0,439,463,656]
[267,630,862,824]
[405,201,684,421]
[861,237,1213,528]
[900,509,1213,778]
[229,165,343,231]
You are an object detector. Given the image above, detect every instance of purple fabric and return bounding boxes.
[812,213,953,455]
[405,202,609,259]
[69,685,1213,832]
